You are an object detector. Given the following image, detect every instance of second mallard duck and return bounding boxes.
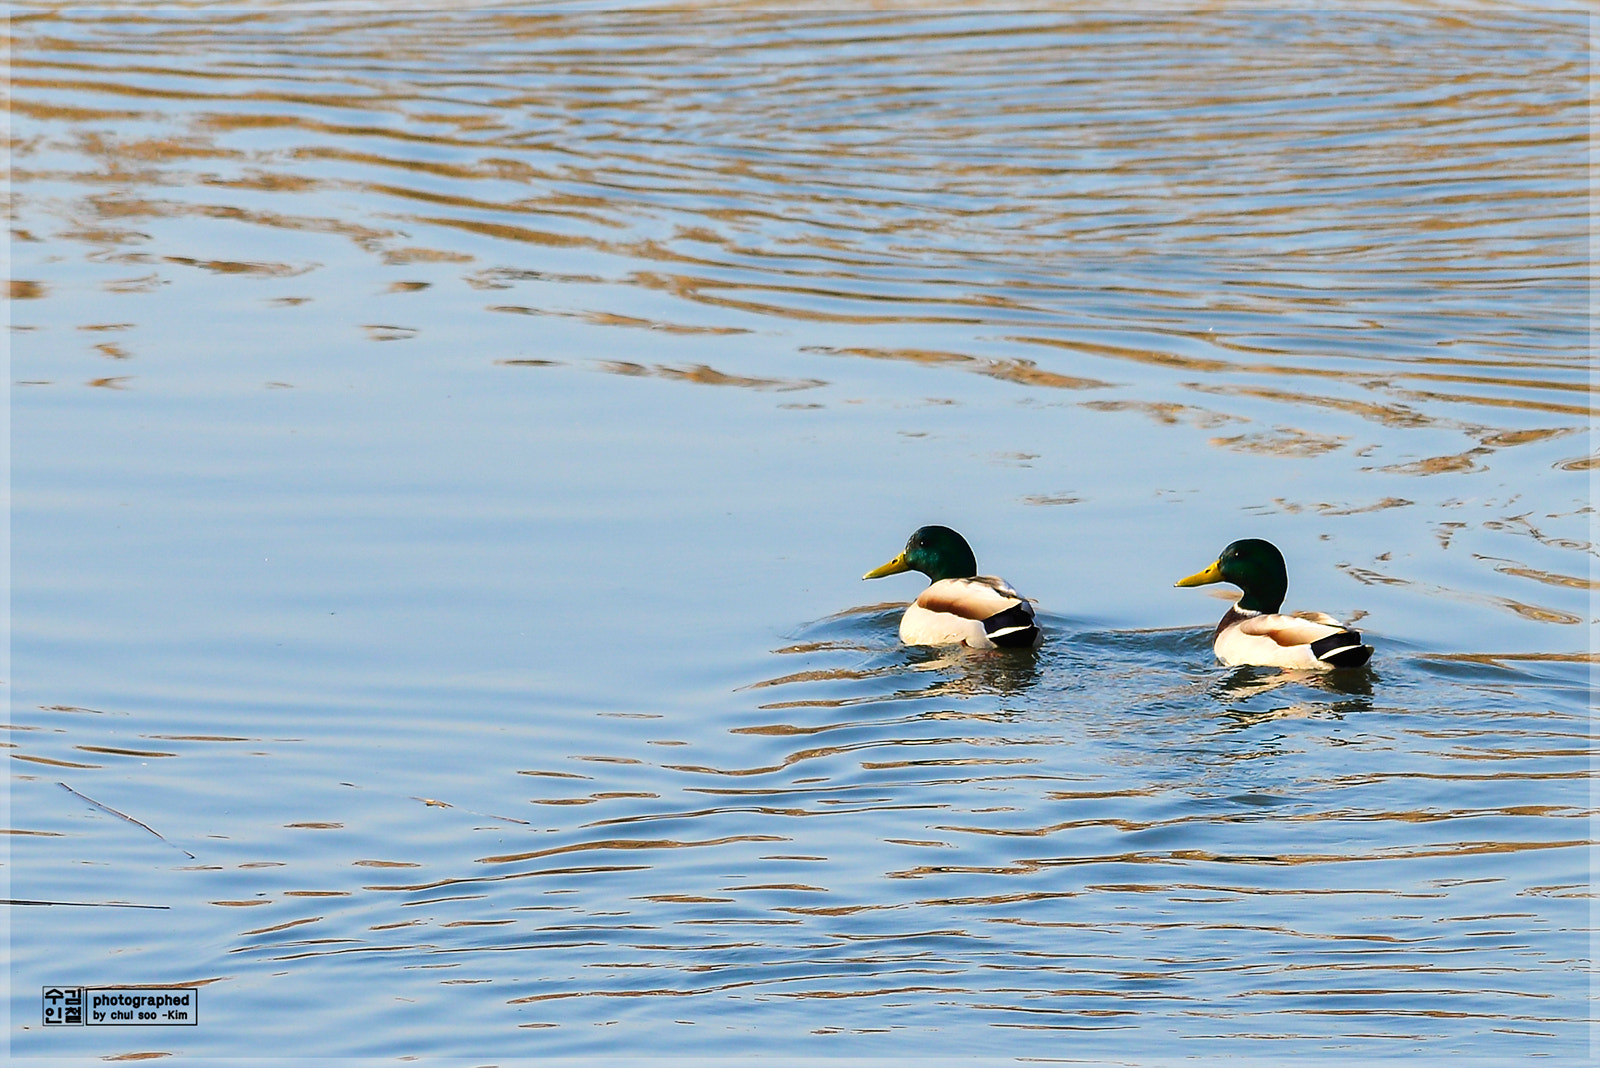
[1176,538,1372,669]
[863,525,1040,649]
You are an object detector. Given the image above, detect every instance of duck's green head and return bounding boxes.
[1175,538,1288,613]
[863,525,978,583]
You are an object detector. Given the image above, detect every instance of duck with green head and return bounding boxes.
[864,525,1039,649]
[1176,538,1372,669]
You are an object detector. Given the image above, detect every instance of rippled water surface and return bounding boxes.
[8,7,1594,1064]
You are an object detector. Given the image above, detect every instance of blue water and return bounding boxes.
[8,7,1593,1064]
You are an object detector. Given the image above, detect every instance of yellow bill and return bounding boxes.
[863,552,911,580]
[1175,560,1224,587]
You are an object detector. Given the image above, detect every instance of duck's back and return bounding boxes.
[905,576,1038,649]
[1214,606,1371,669]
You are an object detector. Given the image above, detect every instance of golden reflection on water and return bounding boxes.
[12,7,1591,529]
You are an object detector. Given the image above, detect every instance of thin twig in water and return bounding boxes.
[57,782,197,859]
[4,899,168,909]
[410,795,532,825]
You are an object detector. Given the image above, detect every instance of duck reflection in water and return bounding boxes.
[1212,663,1376,729]
[753,598,1044,709]
[897,641,1043,699]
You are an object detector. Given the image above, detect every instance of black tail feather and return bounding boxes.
[1310,629,1373,668]
[983,603,1040,649]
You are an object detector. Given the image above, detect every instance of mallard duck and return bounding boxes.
[863,525,1039,649]
[1176,538,1372,669]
